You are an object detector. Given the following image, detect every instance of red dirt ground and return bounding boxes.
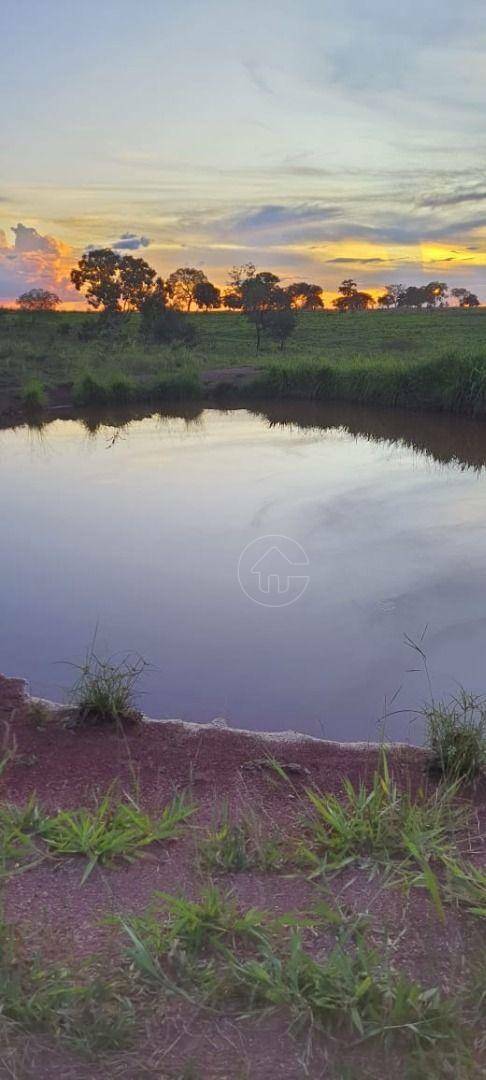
[0,674,484,1079]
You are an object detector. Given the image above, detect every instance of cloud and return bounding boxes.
[0,223,76,303]
[242,59,274,96]
[326,256,385,264]
[227,203,338,231]
[111,232,150,251]
[213,203,341,246]
[12,222,62,255]
[420,188,486,208]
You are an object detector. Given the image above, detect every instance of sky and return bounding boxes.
[1,0,485,306]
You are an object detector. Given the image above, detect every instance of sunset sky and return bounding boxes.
[1,0,485,305]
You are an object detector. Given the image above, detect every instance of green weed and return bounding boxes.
[21,377,46,411]
[73,371,109,407]
[442,858,486,917]
[39,792,195,881]
[107,372,136,404]
[0,797,43,873]
[151,370,201,401]
[198,804,286,873]
[0,919,135,1053]
[124,885,270,962]
[302,756,464,870]
[232,930,457,1050]
[300,756,470,919]
[424,691,486,782]
[68,646,146,725]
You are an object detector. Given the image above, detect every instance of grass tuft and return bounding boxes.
[151,370,201,401]
[231,929,458,1052]
[68,646,146,725]
[0,918,135,1053]
[198,803,286,873]
[302,754,465,869]
[39,792,195,881]
[73,372,109,407]
[299,754,471,919]
[21,377,46,411]
[424,691,486,782]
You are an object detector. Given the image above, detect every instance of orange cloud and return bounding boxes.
[0,223,81,306]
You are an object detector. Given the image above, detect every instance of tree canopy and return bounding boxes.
[451,287,480,308]
[71,249,165,312]
[165,268,213,311]
[223,267,294,349]
[377,281,452,310]
[16,288,61,311]
[59,251,486,319]
[333,279,374,312]
[286,282,324,310]
[193,280,221,311]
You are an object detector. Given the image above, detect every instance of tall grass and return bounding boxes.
[151,370,201,401]
[21,377,46,411]
[249,350,486,416]
[424,691,486,782]
[302,754,465,869]
[68,646,146,725]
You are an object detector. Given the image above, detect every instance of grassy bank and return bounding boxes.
[1,308,486,417]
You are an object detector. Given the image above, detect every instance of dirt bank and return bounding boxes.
[0,674,484,1079]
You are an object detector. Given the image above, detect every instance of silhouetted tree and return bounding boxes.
[139,281,195,345]
[221,288,243,310]
[71,250,168,317]
[119,256,160,310]
[333,280,374,312]
[451,287,480,308]
[194,280,221,311]
[286,282,324,310]
[239,271,290,350]
[397,285,424,310]
[376,284,405,309]
[71,249,122,311]
[221,264,257,311]
[165,267,208,311]
[16,288,61,311]
[396,282,448,311]
[265,309,297,350]
[423,281,448,308]
[227,263,256,288]
[338,279,358,297]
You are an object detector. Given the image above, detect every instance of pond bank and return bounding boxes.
[1,674,429,808]
[4,344,486,425]
[0,673,485,1079]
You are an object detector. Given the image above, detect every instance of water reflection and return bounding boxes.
[1,402,486,743]
[14,398,486,471]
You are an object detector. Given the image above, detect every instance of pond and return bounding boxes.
[2,401,486,743]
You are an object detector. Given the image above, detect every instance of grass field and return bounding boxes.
[1,308,486,416]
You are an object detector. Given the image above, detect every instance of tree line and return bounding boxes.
[13,249,481,352]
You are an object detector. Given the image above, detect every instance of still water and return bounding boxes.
[2,402,486,742]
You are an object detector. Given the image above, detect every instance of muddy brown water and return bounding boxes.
[2,400,486,742]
